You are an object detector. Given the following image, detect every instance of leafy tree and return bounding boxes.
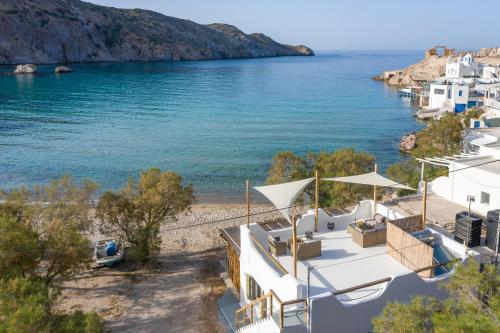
[0,176,98,284]
[386,158,421,195]
[41,219,92,285]
[411,113,463,159]
[373,296,440,333]
[96,168,193,264]
[373,261,500,333]
[266,151,308,184]
[52,311,105,333]
[0,278,105,333]
[387,113,465,189]
[0,216,42,279]
[314,148,375,207]
[0,277,53,333]
[33,175,99,232]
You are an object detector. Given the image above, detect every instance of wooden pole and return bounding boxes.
[246,179,250,227]
[422,181,428,229]
[315,170,319,232]
[373,164,378,216]
[292,214,297,278]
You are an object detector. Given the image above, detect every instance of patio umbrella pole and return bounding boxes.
[293,214,297,278]
[422,180,428,229]
[246,179,250,227]
[373,164,378,216]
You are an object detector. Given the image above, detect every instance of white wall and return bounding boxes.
[429,84,450,108]
[239,225,305,306]
[451,85,469,106]
[427,162,500,215]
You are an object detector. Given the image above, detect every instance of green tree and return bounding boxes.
[266,151,308,184]
[0,216,42,279]
[0,176,98,284]
[0,277,105,333]
[41,219,92,285]
[411,113,463,159]
[52,311,105,333]
[34,174,99,232]
[96,168,193,264]
[373,261,500,333]
[0,277,53,333]
[314,148,375,207]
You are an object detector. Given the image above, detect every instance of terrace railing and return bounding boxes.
[235,289,307,331]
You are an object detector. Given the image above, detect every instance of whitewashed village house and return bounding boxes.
[220,174,481,333]
[427,54,500,113]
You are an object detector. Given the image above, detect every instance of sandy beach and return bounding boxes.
[56,203,291,333]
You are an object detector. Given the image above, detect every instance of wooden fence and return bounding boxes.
[386,219,434,278]
[392,215,424,233]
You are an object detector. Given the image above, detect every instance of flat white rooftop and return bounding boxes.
[272,224,412,303]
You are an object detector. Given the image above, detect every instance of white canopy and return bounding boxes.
[254,178,315,222]
[322,172,414,190]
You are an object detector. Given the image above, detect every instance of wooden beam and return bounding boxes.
[315,170,319,232]
[422,181,428,229]
[292,214,297,278]
[373,164,378,216]
[332,277,392,296]
[246,179,250,227]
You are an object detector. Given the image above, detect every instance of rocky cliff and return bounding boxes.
[0,0,314,65]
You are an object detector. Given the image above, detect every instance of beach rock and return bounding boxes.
[0,0,314,65]
[13,64,37,74]
[55,66,73,73]
[400,133,417,153]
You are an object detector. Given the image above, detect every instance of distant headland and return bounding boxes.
[0,0,314,65]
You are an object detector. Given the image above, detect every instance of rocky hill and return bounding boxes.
[0,0,314,65]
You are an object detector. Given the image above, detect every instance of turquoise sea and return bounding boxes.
[0,51,424,202]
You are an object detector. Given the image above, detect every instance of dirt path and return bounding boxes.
[58,248,227,333]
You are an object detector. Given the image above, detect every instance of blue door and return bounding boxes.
[455,104,466,113]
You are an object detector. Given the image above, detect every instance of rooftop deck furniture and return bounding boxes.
[297,239,321,260]
[348,221,387,248]
[286,237,322,260]
[268,235,287,256]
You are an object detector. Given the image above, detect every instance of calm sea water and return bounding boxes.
[0,51,424,201]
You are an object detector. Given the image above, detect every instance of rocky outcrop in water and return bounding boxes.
[0,0,314,65]
[13,64,37,74]
[399,133,417,153]
[55,66,73,73]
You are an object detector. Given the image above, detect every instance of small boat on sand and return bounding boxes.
[93,238,124,267]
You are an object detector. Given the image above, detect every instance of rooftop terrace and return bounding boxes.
[274,223,411,302]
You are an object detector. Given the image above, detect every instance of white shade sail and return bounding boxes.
[254,178,315,222]
[322,172,415,190]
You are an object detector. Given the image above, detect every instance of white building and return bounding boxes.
[445,53,482,79]
[220,176,480,333]
[425,54,500,113]
[419,127,500,216]
[427,78,481,112]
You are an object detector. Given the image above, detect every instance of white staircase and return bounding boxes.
[237,316,280,333]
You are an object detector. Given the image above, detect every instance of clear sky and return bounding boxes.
[88,0,500,51]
